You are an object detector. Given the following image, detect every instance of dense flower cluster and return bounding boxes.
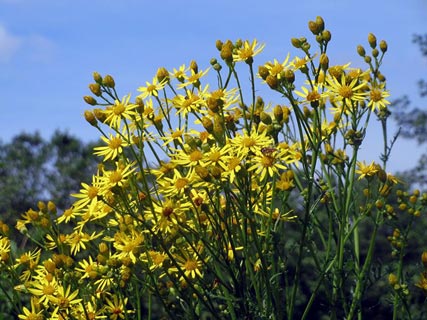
[1,17,426,320]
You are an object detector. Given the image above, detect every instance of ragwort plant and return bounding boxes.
[1,16,427,319]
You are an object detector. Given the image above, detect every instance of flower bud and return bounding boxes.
[316,16,325,32]
[258,65,269,80]
[364,56,372,64]
[357,45,366,57]
[380,40,388,53]
[220,40,233,63]
[47,201,56,213]
[84,110,97,126]
[320,53,329,70]
[372,48,379,58]
[103,75,115,88]
[284,69,295,83]
[156,67,169,83]
[260,111,272,125]
[210,58,218,66]
[213,63,222,71]
[266,75,278,89]
[368,33,377,49]
[190,60,198,73]
[291,38,301,48]
[322,30,331,42]
[93,108,107,122]
[83,96,97,106]
[215,40,223,51]
[273,105,283,122]
[308,20,321,35]
[93,72,102,83]
[201,116,214,133]
[89,83,102,96]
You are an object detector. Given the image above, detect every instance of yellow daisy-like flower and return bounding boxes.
[158,169,196,198]
[72,175,103,211]
[18,297,44,320]
[229,129,274,157]
[233,39,265,64]
[325,73,367,105]
[103,95,138,129]
[368,84,391,112]
[262,53,291,79]
[99,162,135,190]
[0,236,11,263]
[48,285,82,313]
[113,229,145,264]
[294,83,326,106]
[94,132,129,161]
[355,161,379,180]
[137,76,167,100]
[248,148,288,181]
[177,67,210,89]
[105,296,131,320]
[172,87,208,116]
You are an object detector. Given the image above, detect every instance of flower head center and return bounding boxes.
[338,85,353,99]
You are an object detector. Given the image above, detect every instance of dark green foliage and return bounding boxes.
[0,131,98,227]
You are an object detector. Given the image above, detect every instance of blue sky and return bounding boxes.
[0,0,426,172]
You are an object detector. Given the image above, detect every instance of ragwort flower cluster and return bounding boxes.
[3,16,426,320]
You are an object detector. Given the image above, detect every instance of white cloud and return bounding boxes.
[27,34,56,63]
[0,25,22,63]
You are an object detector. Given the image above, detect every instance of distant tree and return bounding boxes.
[393,34,427,187]
[0,131,98,228]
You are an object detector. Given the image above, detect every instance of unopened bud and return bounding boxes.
[215,40,223,51]
[190,60,198,73]
[84,110,97,126]
[379,40,388,53]
[220,40,233,63]
[316,16,325,32]
[47,201,56,213]
[308,20,321,35]
[368,33,377,49]
[84,96,97,106]
[357,45,366,57]
[322,30,331,42]
[156,67,169,83]
[320,53,329,70]
[258,65,269,80]
[284,69,295,83]
[372,48,379,58]
[93,108,107,122]
[291,38,301,48]
[273,105,283,122]
[213,63,222,71]
[260,111,272,125]
[89,83,101,96]
[266,75,278,89]
[201,117,213,133]
[93,72,102,83]
[364,56,372,64]
[103,75,115,88]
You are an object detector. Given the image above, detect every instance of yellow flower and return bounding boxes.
[48,285,82,313]
[176,249,204,281]
[105,296,131,320]
[137,76,167,100]
[28,275,59,306]
[72,175,102,211]
[172,87,207,116]
[355,161,379,180]
[103,95,138,129]
[368,84,390,112]
[177,67,209,89]
[325,73,367,105]
[248,148,288,181]
[18,297,44,320]
[229,129,274,157]
[233,39,265,64]
[112,229,145,264]
[0,235,10,263]
[262,54,291,79]
[158,169,196,198]
[93,132,129,161]
[99,162,135,190]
